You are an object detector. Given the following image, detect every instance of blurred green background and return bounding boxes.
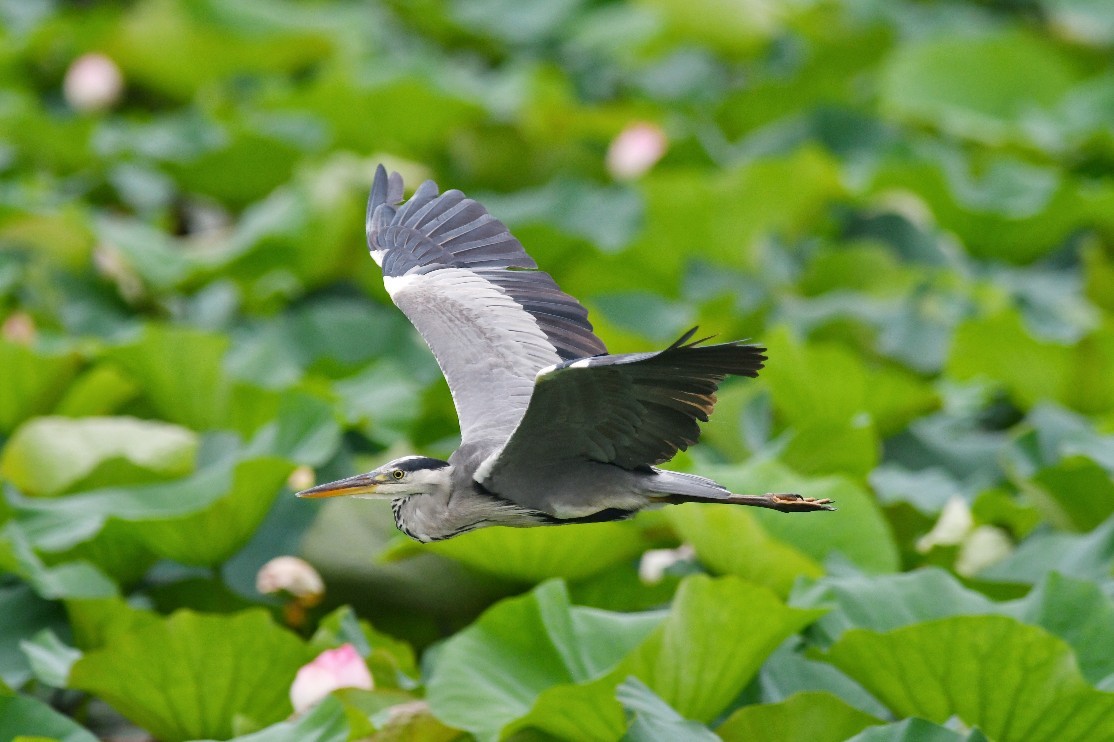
[3,0,1114,740]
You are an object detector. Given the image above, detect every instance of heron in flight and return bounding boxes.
[297,166,834,541]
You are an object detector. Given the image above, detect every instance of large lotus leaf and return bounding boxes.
[203,695,349,742]
[642,0,791,56]
[762,327,938,436]
[53,364,140,417]
[8,445,292,567]
[277,68,484,155]
[717,691,883,742]
[977,514,1114,586]
[0,693,98,742]
[0,523,117,600]
[332,361,428,445]
[673,460,899,586]
[108,325,231,430]
[868,464,966,515]
[869,144,1114,262]
[476,178,643,253]
[505,680,629,741]
[1025,456,1114,531]
[847,718,982,742]
[617,677,720,742]
[498,575,823,740]
[390,519,648,582]
[667,501,822,596]
[64,597,162,651]
[1005,571,1114,684]
[620,574,824,723]
[94,216,200,292]
[792,568,1000,646]
[426,580,665,740]
[136,456,292,566]
[794,568,1114,683]
[1004,404,1114,530]
[244,392,341,468]
[561,150,844,296]
[165,126,308,208]
[0,583,66,688]
[69,609,312,742]
[757,643,889,718]
[21,628,82,688]
[880,32,1077,146]
[0,415,198,497]
[0,340,79,433]
[106,0,333,100]
[821,616,1114,742]
[947,310,1074,410]
[780,417,878,479]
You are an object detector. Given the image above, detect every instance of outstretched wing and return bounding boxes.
[367,165,607,444]
[477,329,766,504]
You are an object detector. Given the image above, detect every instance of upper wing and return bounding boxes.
[367,165,607,443]
[477,329,766,499]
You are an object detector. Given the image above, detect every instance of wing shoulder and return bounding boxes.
[366,165,606,361]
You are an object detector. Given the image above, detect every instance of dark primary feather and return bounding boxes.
[480,328,766,492]
[366,165,607,362]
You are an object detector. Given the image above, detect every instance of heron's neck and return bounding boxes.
[390,468,454,542]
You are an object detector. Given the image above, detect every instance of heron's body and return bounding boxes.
[298,166,833,541]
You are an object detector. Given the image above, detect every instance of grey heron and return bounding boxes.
[297,166,834,542]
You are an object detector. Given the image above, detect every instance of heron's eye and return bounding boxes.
[392,469,405,480]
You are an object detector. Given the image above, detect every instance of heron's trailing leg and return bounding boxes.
[666,492,835,513]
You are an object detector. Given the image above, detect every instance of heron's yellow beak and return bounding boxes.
[296,472,385,499]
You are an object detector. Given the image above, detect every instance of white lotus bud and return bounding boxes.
[638,543,695,584]
[289,644,373,713]
[256,556,324,606]
[606,122,667,180]
[916,496,973,553]
[63,53,124,113]
[956,525,1013,577]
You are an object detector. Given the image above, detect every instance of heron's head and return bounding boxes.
[295,456,451,500]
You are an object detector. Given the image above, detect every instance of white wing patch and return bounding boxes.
[388,267,561,443]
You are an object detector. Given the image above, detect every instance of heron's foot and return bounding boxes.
[766,493,836,512]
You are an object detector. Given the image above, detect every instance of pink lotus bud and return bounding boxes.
[256,556,324,605]
[290,644,373,713]
[287,466,315,492]
[63,53,123,113]
[606,122,667,180]
[2,312,36,345]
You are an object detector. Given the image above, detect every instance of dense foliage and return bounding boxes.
[3,0,1114,739]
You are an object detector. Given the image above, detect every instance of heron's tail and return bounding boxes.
[647,469,835,513]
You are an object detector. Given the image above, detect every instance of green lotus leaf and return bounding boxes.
[717,691,883,742]
[1,415,197,497]
[821,615,1114,742]
[0,341,80,434]
[0,692,98,742]
[69,609,312,742]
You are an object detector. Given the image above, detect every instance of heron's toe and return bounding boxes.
[770,493,836,511]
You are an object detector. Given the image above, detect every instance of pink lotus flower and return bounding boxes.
[63,53,124,113]
[289,644,373,713]
[606,122,667,180]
